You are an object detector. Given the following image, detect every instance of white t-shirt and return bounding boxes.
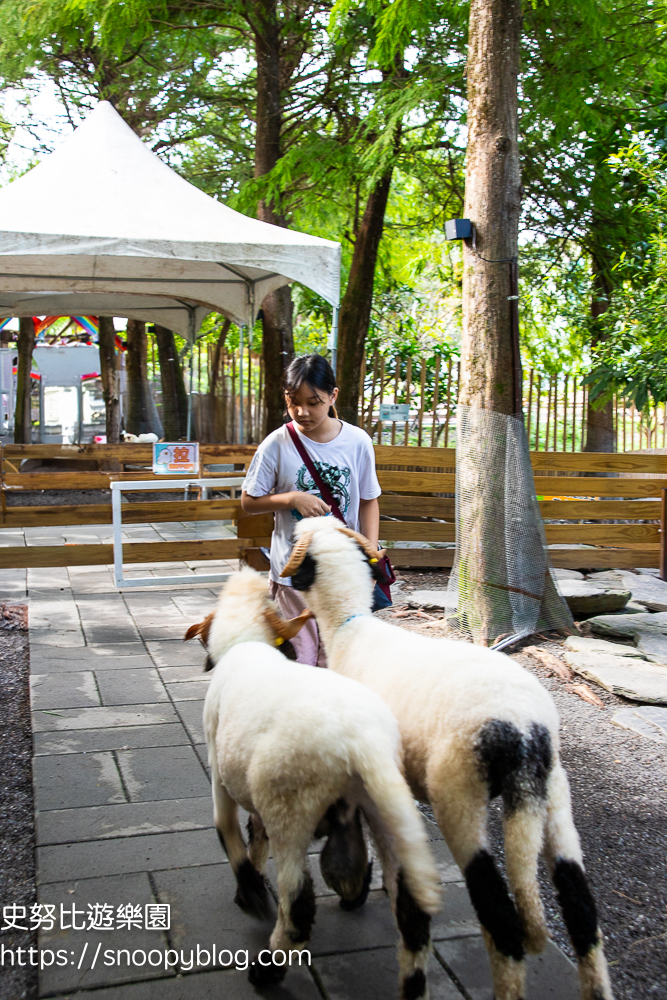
[243,421,382,584]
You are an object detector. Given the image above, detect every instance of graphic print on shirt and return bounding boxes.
[291,461,351,520]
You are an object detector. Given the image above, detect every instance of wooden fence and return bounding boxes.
[178,348,667,453]
[1,443,665,573]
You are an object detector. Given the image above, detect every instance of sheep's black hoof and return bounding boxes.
[234,860,273,921]
[339,860,373,911]
[248,954,288,987]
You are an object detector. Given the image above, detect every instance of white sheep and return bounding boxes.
[281,518,614,1000]
[185,567,441,997]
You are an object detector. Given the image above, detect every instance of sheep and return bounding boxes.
[280,518,614,1000]
[184,567,441,997]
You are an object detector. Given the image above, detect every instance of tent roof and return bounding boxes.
[0,102,340,333]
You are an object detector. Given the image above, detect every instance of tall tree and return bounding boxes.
[97,316,121,444]
[124,320,163,436]
[154,325,188,440]
[13,317,36,444]
[459,0,521,413]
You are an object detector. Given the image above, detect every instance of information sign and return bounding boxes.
[378,403,410,422]
[153,442,199,475]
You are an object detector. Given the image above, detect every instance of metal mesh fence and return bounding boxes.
[447,405,574,647]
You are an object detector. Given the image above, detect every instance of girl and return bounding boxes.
[241,353,382,666]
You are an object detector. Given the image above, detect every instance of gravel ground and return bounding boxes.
[378,592,667,1000]
[0,604,37,1000]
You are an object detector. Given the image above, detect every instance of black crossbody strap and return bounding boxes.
[285,421,346,524]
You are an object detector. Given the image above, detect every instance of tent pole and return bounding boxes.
[186,311,195,440]
[239,325,245,445]
[331,305,339,377]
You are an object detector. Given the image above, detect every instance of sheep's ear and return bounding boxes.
[184,613,214,646]
[290,553,317,592]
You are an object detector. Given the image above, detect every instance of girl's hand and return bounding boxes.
[289,491,331,517]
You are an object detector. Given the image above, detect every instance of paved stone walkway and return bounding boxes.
[1,533,583,999]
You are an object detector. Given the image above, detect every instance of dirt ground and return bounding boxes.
[381,571,667,1000]
[0,605,37,1000]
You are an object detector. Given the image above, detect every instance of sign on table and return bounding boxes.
[153,442,199,475]
[379,403,410,422]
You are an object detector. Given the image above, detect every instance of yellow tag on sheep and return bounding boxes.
[370,558,378,564]
[275,637,284,646]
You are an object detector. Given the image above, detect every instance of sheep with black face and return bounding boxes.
[185,567,441,998]
[282,518,614,1000]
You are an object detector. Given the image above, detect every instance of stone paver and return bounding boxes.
[96,668,169,706]
[37,828,223,884]
[437,936,581,1000]
[33,751,126,810]
[317,947,463,1000]
[36,797,214,845]
[564,648,667,703]
[0,544,584,999]
[611,705,667,743]
[38,872,169,994]
[32,704,181,732]
[34,723,190,756]
[30,671,101,710]
[52,966,321,999]
[173,700,206,744]
[115,745,211,802]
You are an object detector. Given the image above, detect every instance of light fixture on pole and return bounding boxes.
[445,218,522,418]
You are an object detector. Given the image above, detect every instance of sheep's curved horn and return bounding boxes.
[184,612,214,646]
[336,526,386,562]
[280,532,314,578]
[263,607,313,641]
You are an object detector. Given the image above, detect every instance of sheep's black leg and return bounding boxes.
[395,870,431,1000]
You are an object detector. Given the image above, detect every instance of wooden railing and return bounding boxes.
[0,443,663,571]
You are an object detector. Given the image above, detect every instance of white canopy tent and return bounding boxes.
[0,101,341,438]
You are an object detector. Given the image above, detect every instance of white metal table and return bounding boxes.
[111,476,246,588]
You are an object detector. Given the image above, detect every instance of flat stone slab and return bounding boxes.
[33,751,125,810]
[552,568,584,580]
[588,570,667,612]
[115,745,211,802]
[30,671,101,710]
[317,947,463,1000]
[584,611,667,663]
[563,635,645,657]
[32,703,180,732]
[33,723,190,756]
[611,705,667,744]
[38,871,168,994]
[95,668,169,706]
[563,650,667,703]
[37,827,223,883]
[37,796,214,845]
[57,967,321,999]
[436,936,581,1000]
[556,581,630,615]
[406,589,456,610]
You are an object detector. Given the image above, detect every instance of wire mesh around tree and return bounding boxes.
[446,404,574,647]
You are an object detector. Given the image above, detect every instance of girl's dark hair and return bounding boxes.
[282,354,338,418]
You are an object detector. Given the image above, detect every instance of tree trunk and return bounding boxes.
[98,316,121,444]
[124,320,163,437]
[154,325,188,440]
[253,0,294,434]
[584,260,615,452]
[198,319,232,443]
[336,170,394,426]
[459,0,522,414]
[456,0,523,644]
[13,317,36,444]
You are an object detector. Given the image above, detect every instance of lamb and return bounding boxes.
[281,518,614,1000]
[184,567,441,997]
